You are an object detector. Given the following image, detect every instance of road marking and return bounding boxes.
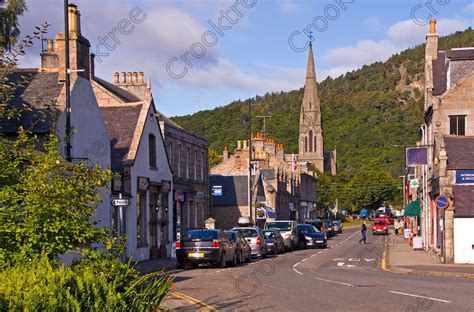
[348,258,360,262]
[346,265,356,268]
[333,258,347,261]
[301,258,308,262]
[388,291,451,303]
[364,258,376,262]
[314,277,353,287]
[172,292,219,310]
[337,262,345,266]
[293,268,303,275]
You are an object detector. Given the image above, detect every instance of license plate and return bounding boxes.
[316,240,324,243]
[188,252,204,257]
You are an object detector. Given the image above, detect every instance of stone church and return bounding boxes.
[209,41,336,228]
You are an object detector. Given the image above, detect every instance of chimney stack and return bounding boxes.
[223,146,229,160]
[114,72,119,84]
[41,39,58,69]
[425,18,438,61]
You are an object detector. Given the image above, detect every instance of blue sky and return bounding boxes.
[19,0,473,117]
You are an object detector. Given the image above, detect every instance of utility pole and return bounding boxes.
[64,0,72,161]
[256,115,271,137]
[248,100,253,224]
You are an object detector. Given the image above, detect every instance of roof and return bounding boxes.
[209,175,250,206]
[447,48,474,61]
[432,51,447,96]
[0,71,64,133]
[453,185,474,217]
[93,76,142,102]
[444,136,474,170]
[155,110,183,130]
[100,103,143,171]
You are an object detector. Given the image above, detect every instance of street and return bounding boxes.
[167,228,474,311]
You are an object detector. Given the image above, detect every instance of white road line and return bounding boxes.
[332,258,347,261]
[348,258,360,262]
[301,258,308,262]
[315,277,353,287]
[388,291,451,303]
[293,268,303,275]
[346,265,356,268]
[337,262,345,266]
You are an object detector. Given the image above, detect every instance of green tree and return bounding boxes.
[208,148,222,168]
[0,0,26,51]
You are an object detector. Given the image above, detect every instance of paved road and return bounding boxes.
[167,228,474,311]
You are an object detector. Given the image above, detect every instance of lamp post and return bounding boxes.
[64,0,71,161]
[248,101,253,224]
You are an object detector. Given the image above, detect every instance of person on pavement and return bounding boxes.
[359,221,367,244]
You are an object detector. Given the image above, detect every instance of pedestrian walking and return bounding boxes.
[359,221,367,244]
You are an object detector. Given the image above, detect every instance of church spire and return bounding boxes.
[298,39,324,172]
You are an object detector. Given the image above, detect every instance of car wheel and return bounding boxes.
[246,252,252,263]
[237,251,242,264]
[218,252,226,268]
[177,261,185,270]
[262,251,267,259]
[232,252,238,266]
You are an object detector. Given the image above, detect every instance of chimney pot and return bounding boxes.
[243,140,248,149]
[237,140,242,150]
[68,4,79,33]
[121,72,127,83]
[133,71,138,83]
[139,71,144,83]
[224,146,228,152]
[114,72,119,84]
[47,39,53,52]
[127,72,132,83]
[429,18,436,33]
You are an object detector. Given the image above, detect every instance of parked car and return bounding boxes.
[233,227,268,259]
[321,220,334,238]
[305,219,323,231]
[296,224,327,248]
[372,219,389,235]
[225,230,252,264]
[176,229,237,269]
[262,229,285,254]
[264,220,299,251]
[332,220,343,234]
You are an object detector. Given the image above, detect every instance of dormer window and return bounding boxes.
[149,134,157,169]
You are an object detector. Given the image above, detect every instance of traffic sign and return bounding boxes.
[435,195,449,209]
[112,198,129,206]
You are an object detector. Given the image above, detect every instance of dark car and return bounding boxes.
[297,224,327,248]
[176,229,237,269]
[306,219,323,231]
[321,220,334,238]
[262,229,285,255]
[332,220,343,234]
[225,230,252,264]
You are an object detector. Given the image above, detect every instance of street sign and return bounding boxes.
[212,186,222,196]
[112,198,129,206]
[455,170,474,184]
[409,178,419,188]
[435,195,449,209]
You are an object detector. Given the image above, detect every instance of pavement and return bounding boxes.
[156,228,474,311]
[136,257,177,275]
[386,234,474,278]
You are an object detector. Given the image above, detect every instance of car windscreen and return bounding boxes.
[297,225,318,233]
[374,221,387,226]
[237,229,258,237]
[266,222,291,231]
[262,230,276,238]
[184,230,218,240]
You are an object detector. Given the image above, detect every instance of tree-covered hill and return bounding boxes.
[171,29,474,179]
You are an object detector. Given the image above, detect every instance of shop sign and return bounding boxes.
[455,170,474,184]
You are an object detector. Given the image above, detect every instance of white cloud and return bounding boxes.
[323,18,471,78]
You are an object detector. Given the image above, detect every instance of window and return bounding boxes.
[194,150,198,180]
[314,136,317,151]
[148,134,156,168]
[136,192,147,247]
[168,142,172,164]
[186,147,190,179]
[309,130,313,152]
[304,137,308,152]
[449,115,466,135]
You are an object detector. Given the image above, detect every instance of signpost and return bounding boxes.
[112,198,129,206]
[435,195,449,264]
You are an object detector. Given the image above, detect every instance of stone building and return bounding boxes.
[156,112,209,239]
[417,19,474,264]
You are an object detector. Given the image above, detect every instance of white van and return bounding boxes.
[264,220,298,250]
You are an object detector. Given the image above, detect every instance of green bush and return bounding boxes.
[0,254,174,311]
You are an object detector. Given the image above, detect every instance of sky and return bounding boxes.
[18,0,474,117]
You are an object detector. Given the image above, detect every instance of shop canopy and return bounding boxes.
[404,199,420,217]
[256,207,278,219]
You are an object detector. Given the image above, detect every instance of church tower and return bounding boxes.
[298,41,324,172]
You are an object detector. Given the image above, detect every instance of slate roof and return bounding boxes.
[209,175,249,206]
[444,136,474,170]
[0,71,63,133]
[100,103,143,171]
[432,51,447,96]
[452,185,474,217]
[447,48,474,60]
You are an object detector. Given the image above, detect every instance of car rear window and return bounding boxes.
[237,229,258,237]
[266,222,291,231]
[224,231,237,241]
[184,230,218,240]
[262,230,276,238]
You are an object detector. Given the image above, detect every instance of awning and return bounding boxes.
[404,199,420,217]
[256,207,278,219]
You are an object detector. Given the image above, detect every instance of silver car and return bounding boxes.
[233,227,268,259]
[264,220,298,251]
